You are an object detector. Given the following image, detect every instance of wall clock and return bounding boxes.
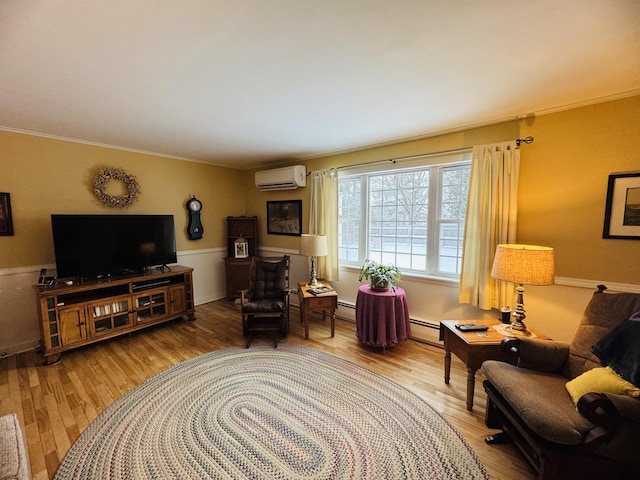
[186,196,204,240]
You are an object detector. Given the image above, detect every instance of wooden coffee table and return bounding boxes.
[439,319,549,411]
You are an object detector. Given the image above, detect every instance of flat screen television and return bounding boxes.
[51,214,178,279]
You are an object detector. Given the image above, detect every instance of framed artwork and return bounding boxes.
[234,238,248,258]
[267,200,302,236]
[603,171,640,239]
[0,193,14,236]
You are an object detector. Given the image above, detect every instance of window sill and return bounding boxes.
[340,265,459,288]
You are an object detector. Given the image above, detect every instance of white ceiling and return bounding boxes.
[1,1,639,169]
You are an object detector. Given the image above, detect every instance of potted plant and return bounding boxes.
[358,259,401,291]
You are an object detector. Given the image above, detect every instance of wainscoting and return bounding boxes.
[0,248,227,355]
[1,245,637,355]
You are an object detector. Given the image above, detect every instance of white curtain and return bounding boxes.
[309,169,339,281]
[459,141,520,310]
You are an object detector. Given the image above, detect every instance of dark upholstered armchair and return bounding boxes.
[240,256,290,348]
[482,285,640,479]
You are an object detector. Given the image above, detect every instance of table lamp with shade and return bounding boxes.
[299,234,328,287]
[491,244,555,335]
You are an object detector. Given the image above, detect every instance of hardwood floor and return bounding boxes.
[0,300,535,479]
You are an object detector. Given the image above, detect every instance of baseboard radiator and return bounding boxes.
[335,300,444,347]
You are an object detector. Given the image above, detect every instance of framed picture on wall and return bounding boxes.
[603,171,640,240]
[267,200,302,236]
[0,193,14,236]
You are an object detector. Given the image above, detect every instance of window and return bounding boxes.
[338,158,470,278]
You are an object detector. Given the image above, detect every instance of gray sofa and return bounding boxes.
[482,285,640,479]
[0,413,30,480]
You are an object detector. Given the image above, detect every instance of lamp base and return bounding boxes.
[507,284,531,335]
[307,256,320,287]
[504,323,531,336]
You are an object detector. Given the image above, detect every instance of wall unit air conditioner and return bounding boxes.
[255,165,307,191]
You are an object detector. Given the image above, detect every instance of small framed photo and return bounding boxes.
[603,171,640,240]
[0,193,14,236]
[267,200,302,236]
[234,240,248,258]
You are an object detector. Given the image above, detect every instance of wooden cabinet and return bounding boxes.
[226,216,258,258]
[225,257,253,300]
[58,305,88,346]
[169,284,187,316]
[225,216,258,300]
[34,266,195,364]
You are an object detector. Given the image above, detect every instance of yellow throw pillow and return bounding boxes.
[566,366,640,405]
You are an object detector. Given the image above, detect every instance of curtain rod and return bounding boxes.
[332,136,534,172]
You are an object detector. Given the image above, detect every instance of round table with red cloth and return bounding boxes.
[355,284,411,351]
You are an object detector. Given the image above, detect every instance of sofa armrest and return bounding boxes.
[501,337,521,356]
[602,392,640,423]
[501,337,570,372]
[577,392,622,442]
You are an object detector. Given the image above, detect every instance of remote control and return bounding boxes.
[455,323,489,332]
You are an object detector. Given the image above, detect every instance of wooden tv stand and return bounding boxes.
[33,266,195,365]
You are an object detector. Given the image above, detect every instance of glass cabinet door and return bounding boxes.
[89,297,132,337]
[134,289,167,323]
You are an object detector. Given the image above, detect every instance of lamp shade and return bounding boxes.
[299,234,328,257]
[491,244,555,285]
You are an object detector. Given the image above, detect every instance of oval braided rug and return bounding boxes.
[55,345,488,479]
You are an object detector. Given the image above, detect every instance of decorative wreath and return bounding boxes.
[93,167,141,208]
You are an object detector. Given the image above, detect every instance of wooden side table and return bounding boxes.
[439,319,549,411]
[297,282,337,340]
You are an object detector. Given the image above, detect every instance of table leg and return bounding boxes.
[444,349,451,384]
[466,367,476,411]
[320,309,336,337]
[301,302,309,340]
[330,309,335,337]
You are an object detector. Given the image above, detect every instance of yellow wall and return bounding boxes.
[243,120,522,253]
[1,96,638,350]
[247,95,640,285]
[2,94,639,284]
[517,97,640,282]
[0,131,245,268]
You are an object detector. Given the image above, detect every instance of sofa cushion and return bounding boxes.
[517,337,569,372]
[252,258,287,300]
[564,291,640,380]
[482,360,594,445]
[592,311,640,387]
[566,367,640,405]
[242,299,285,314]
[0,413,30,480]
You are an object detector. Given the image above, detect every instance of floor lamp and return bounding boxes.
[491,244,555,335]
[300,234,328,287]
